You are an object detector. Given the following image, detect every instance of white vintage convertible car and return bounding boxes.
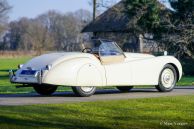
[9,39,182,97]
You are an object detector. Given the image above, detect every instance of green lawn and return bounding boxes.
[0,57,194,94]
[0,95,193,129]
[177,76,194,86]
[0,57,32,93]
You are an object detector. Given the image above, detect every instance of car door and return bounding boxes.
[99,41,132,86]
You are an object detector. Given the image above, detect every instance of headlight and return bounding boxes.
[46,65,52,70]
[18,64,24,69]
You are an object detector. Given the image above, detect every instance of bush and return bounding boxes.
[181,56,194,76]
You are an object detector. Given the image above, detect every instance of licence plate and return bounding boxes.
[21,70,36,75]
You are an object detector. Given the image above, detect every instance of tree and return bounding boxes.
[8,18,30,50]
[124,0,194,58]
[0,0,11,34]
[125,0,169,34]
[73,9,92,44]
[37,11,74,51]
[36,11,66,50]
[2,9,92,52]
[7,18,54,54]
[123,0,170,53]
[167,0,194,57]
[150,0,194,58]
[36,10,92,51]
[24,20,54,55]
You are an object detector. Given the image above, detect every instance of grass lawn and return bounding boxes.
[0,56,194,94]
[177,76,194,86]
[0,95,193,129]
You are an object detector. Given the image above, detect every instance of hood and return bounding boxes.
[22,52,92,70]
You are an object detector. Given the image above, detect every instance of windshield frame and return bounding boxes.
[98,39,125,57]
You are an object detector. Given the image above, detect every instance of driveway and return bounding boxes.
[0,86,194,106]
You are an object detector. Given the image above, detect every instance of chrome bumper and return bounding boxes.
[9,70,43,84]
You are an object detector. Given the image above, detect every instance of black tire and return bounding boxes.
[155,64,177,92]
[117,86,134,92]
[72,86,96,97]
[33,85,58,95]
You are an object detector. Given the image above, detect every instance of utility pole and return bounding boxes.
[93,0,96,21]
[93,0,97,36]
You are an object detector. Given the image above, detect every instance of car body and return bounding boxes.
[9,39,182,97]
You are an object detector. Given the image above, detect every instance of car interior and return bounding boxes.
[82,39,125,65]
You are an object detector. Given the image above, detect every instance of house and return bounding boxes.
[82,0,169,53]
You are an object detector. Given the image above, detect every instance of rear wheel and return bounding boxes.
[72,86,96,97]
[155,64,177,92]
[33,85,58,95]
[117,86,134,92]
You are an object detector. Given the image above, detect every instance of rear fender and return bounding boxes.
[43,58,105,86]
[76,63,104,86]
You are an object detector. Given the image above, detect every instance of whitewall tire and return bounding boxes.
[156,64,177,92]
[72,86,96,97]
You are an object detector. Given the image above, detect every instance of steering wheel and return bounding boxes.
[82,48,92,53]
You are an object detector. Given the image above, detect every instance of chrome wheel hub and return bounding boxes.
[80,87,94,92]
[161,68,175,88]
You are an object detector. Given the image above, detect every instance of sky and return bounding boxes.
[7,0,92,21]
[7,0,172,21]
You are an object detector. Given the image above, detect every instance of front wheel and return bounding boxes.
[33,85,58,96]
[156,64,177,92]
[72,86,96,97]
[117,86,134,92]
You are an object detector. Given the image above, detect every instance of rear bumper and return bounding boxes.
[9,70,42,84]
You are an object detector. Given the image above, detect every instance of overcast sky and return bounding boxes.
[7,0,172,21]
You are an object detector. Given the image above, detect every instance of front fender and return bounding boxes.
[156,56,182,81]
[130,56,182,85]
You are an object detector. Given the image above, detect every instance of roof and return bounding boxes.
[82,0,169,33]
